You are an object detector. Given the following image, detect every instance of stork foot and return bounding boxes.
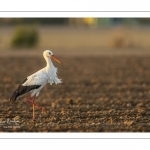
[42,107,48,114]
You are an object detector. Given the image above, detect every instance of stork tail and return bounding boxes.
[9,78,27,103]
[10,92,18,102]
[10,84,41,103]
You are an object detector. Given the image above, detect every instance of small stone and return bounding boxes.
[66,98,73,105]
[13,116,20,120]
[127,103,132,107]
[51,102,55,108]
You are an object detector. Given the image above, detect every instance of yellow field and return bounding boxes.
[1,25,150,53]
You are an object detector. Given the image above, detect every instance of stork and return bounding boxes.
[10,50,62,120]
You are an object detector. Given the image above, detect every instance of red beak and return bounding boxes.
[51,55,62,64]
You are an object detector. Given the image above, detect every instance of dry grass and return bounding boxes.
[1,26,150,51]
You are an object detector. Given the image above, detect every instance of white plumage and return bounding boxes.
[10,50,62,120]
[22,50,62,97]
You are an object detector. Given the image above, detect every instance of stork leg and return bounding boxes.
[26,95,47,120]
[32,103,47,114]
[26,95,32,104]
[32,95,36,120]
[26,95,36,120]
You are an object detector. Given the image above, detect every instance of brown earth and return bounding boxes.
[0,50,150,132]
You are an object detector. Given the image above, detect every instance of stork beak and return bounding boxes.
[51,55,62,64]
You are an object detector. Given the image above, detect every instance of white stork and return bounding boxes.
[10,50,62,120]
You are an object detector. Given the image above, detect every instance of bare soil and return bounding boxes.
[0,51,150,132]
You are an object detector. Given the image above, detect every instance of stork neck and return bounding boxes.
[45,56,54,69]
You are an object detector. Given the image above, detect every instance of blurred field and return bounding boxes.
[0,26,150,132]
[1,25,150,51]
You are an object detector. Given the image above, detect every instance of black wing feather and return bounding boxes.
[10,78,41,102]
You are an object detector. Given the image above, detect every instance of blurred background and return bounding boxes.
[0,18,150,55]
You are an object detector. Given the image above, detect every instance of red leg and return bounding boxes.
[32,95,36,120]
[26,94,47,118]
[33,103,47,113]
[26,95,32,104]
[26,95,36,120]
[32,95,47,114]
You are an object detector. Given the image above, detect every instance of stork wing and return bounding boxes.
[10,69,48,102]
[22,69,48,86]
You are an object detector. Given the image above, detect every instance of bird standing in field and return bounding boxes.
[10,50,62,120]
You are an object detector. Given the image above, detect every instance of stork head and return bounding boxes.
[43,50,62,64]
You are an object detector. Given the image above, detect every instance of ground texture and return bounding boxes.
[0,52,150,132]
